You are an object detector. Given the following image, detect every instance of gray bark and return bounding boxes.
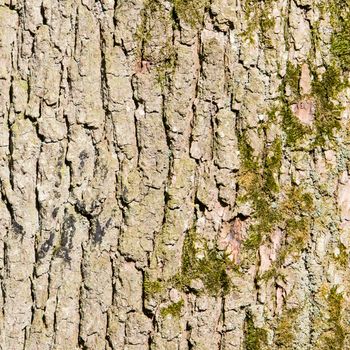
[0,0,349,349]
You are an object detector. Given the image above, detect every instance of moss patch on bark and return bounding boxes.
[175,228,231,296]
[244,311,268,350]
[160,299,184,318]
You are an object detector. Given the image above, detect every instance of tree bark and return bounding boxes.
[0,0,350,349]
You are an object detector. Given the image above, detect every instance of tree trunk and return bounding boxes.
[1,0,350,348]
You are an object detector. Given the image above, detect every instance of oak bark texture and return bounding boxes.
[1,0,350,349]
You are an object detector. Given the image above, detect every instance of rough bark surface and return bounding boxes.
[1,0,350,349]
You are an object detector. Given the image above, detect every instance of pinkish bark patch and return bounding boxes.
[220,217,247,264]
[291,99,315,125]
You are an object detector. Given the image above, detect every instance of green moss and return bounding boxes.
[242,0,276,44]
[318,287,345,350]
[249,195,281,236]
[312,64,345,146]
[263,137,282,194]
[242,183,313,270]
[178,228,231,296]
[310,19,322,50]
[280,187,314,256]
[135,0,177,89]
[260,11,276,47]
[310,1,350,145]
[238,133,282,198]
[327,287,345,347]
[144,277,164,297]
[172,0,209,27]
[238,132,284,253]
[238,123,314,267]
[244,311,268,350]
[146,225,231,299]
[238,131,258,172]
[259,266,286,283]
[279,63,310,146]
[243,231,263,251]
[18,79,28,91]
[331,30,350,70]
[257,188,313,273]
[284,62,301,99]
[285,217,310,251]
[275,308,299,349]
[334,242,349,267]
[277,59,346,148]
[259,267,277,282]
[135,0,161,58]
[282,187,314,220]
[238,133,281,254]
[330,0,350,70]
[160,299,184,318]
[281,104,309,147]
[52,245,60,256]
[234,0,348,272]
[155,41,177,89]
[242,0,260,36]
